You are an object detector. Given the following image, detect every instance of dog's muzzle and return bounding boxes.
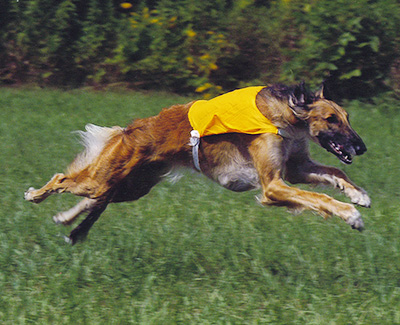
[318,131,366,164]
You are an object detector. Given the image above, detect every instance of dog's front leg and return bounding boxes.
[286,161,371,208]
[249,135,364,229]
[261,177,364,230]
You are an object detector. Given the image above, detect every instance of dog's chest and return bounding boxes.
[209,145,260,192]
[214,138,308,191]
[214,162,260,192]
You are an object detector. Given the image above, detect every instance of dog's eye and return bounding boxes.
[326,115,339,124]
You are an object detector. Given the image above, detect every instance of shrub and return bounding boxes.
[74,0,118,85]
[0,0,119,86]
[210,6,284,90]
[1,0,399,98]
[110,1,236,95]
[278,0,400,98]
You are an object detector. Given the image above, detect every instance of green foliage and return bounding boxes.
[0,0,119,86]
[74,0,117,84]
[109,0,284,95]
[279,0,400,97]
[110,1,236,95]
[1,0,400,96]
[1,88,400,322]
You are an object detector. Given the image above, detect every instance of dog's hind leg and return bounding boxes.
[25,173,71,203]
[53,198,97,225]
[66,201,108,245]
[25,171,100,204]
[25,125,126,204]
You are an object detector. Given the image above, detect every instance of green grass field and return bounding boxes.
[1,87,400,323]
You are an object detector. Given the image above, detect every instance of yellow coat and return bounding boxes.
[188,86,278,137]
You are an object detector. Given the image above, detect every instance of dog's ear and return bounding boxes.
[315,85,325,99]
[315,82,334,100]
[288,82,306,108]
[288,82,312,118]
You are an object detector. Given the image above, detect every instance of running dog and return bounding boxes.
[25,83,370,244]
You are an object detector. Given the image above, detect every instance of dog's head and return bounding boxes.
[288,83,366,164]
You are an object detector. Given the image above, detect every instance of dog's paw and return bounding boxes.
[53,214,64,225]
[53,212,73,225]
[346,210,364,231]
[24,187,49,204]
[345,187,371,208]
[350,191,371,208]
[24,187,38,202]
[63,236,74,245]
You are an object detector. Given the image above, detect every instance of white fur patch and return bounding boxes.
[310,173,371,208]
[68,124,123,174]
[345,209,364,230]
[215,163,260,192]
[163,166,185,183]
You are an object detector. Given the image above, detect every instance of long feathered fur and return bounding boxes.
[68,124,123,174]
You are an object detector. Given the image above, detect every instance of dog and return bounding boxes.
[25,83,370,244]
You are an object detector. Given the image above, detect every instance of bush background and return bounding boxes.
[1,0,400,98]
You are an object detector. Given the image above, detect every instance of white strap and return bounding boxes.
[189,130,201,171]
[277,128,292,138]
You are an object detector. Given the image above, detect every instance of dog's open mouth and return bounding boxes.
[328,140,353,164]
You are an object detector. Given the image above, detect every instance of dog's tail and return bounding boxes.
[67,124,124,175]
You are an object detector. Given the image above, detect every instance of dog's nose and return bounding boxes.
[354,142,367,155]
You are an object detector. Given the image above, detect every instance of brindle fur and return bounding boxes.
[25,83,370,244]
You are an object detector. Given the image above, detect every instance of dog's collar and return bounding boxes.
[277,128,292,138]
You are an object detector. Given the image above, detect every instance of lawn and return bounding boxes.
[0,87,400,323]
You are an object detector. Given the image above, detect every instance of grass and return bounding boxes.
[0,87,400,323]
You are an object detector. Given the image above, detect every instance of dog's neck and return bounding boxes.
[277,122,308,140]
[256,91,308,140]
[256,91,299,129]
[277,128,292,139]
